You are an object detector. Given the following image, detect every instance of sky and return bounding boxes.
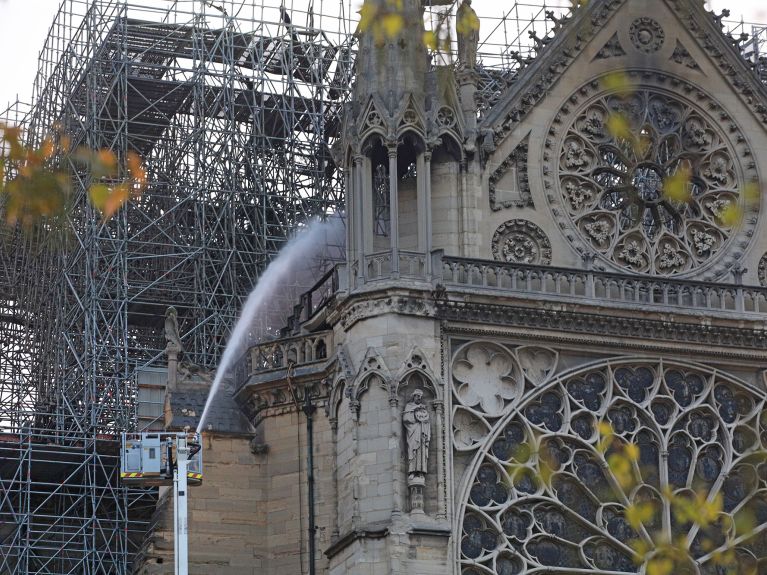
[1,0,766,117]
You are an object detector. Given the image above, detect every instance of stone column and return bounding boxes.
[424,150,433,277]
[353,155,366,286]
[329,417,340,539]
[167,347,179,391]
[416,153,427,254]
[350,398,361,530]
[344,167,354,288]
[387,143,399,278]
[457,69,478,154]
[389,395,402,516]
[434,399,446,519]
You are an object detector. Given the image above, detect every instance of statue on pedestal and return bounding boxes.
[403,388,431,512]
[164,306,183,353]
[164,306,183,389]
[456,0,480,69]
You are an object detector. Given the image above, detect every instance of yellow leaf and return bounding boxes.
[606,112,632,141]
[512,442,531,463]
[630,538,650,558]
[422,30,437,50]
[734,508,756,536]
[88,184,110,211]
[625,501,654,530]
[647,557,674,575]
[743,181,760,206]
[607,452,634,489]
[597,421,613,453]
[624,442,640,462]
[381,13,403,39]
[456,9,480,36]
[719,203,742,227]
[601,71,633,96]
[663,166,692,203]
[357,2,377,32]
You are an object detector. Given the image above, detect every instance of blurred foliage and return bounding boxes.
[0,122,146,227]
[600,73,759,225]
[358,0,406,46]
[511,423,760,575]
[358,0,478,55]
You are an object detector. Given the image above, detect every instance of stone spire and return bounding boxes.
[352,0,430,117]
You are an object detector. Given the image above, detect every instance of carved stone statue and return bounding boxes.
[164,306,183,353]
[456,0,479,69]
[403,389,431,477]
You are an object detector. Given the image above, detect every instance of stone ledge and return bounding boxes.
[324,523,389,559]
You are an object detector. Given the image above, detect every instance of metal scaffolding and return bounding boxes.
[2,0,767,573]
[1,0,355,571]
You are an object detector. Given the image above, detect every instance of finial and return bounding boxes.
[545,10,567,29]
[712,8,730,29]
[528,30,549,52]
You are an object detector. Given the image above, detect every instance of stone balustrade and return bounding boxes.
[363,250,428,281]
[437,254,767,315]
[247,330,333,375]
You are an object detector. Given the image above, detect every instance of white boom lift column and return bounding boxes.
[174,434,190,575]
[121,432,203,575]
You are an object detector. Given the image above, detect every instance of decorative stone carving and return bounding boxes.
[547,74,759,278]
[338,295,436,330]
[593,32,626,60]
[435,298,767,355]
[489,137,532,209]
[491,220,551,265]
[356,347,390,381]
[164,306,183,353]
[670,40,701,71]
[489,0,767,148]
[435,106,456,128]
[516,346,557,386]
[456,0,479,70]
[629,17,664,54]
[759,253,767,287]
[403,389,431,512]
[458,358,767,573]
[453,342,521,417]
[453,407,490,451]
[176,362,213,384]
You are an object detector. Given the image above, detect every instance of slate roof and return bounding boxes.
[167,380,254,435]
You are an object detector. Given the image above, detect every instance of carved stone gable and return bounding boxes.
[489,135,532,210]
[481,0,767,146]
[593,32,626,60]
[670,40,701,71]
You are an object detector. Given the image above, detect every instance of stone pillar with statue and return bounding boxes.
[403,389,431,512]
[164,306,182,390]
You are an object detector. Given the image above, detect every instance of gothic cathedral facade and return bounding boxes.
[158,0,767,573]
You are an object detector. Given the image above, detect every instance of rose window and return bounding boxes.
[458,359,767,574]
[556,88,747,276]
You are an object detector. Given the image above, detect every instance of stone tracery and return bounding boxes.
[456,358,767,574]
[553,83,755,277]
[491,220,552,266]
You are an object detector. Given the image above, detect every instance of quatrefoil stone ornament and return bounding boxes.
[453,343,521,417]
